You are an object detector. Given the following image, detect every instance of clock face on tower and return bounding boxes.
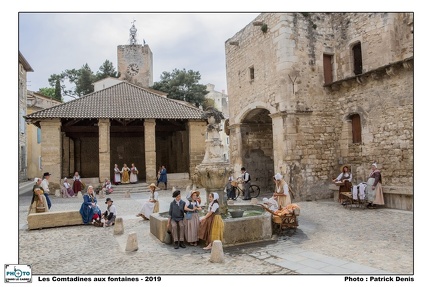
[126,63,139,76]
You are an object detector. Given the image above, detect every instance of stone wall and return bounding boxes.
[225,13,413,202]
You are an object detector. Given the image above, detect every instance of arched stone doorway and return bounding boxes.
[240,108,274,190]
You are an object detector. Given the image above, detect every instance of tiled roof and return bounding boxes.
[25,82,204,120]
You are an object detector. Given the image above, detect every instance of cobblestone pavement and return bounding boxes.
[18,187,413,275]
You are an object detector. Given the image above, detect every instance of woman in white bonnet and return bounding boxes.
[366,162,385,208]
[273,173,291,208]
[263,197,279,212]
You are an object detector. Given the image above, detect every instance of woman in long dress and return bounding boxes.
[72,171,82,195]
[366,163,385,208]
[184,190,202,246]
[273,173,291,208]
[136,183,159,220]
[199,192,224,250]
[130,163,139,184]
[113,164,121,185]
[79,186,101,225]
[28,177,49,214]
[121,163,130,184]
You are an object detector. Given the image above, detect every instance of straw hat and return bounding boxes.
[149,183,157,188]
[190,190,200,197]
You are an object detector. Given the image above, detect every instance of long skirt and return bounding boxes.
[199,214,215,245]
[366,178,385,205]
[139,201,159,219]
[121,172,130,184]
[72,181,81,194]
[130,172,138,183]
[338,181,353,202]
[209,214,224,243]
[114,173,121,184]
[184,212,200,243]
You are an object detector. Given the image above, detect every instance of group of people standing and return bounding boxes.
[166,189,223,250]
[113,163,139,185]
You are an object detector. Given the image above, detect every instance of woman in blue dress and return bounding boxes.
[79,185,102,225]
[157,165,168,190]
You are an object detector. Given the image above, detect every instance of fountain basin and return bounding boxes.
[229,210,244,218]
[150,205,273,246]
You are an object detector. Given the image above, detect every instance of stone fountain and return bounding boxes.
[150,107,273,246]
[192,107,231,214]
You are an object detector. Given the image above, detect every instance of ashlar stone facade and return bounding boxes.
[225,13,413,203]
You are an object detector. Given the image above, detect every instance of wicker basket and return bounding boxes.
[231,181,238,187]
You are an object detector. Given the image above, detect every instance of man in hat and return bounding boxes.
[241,167,252,200]
[102,198,117,227]
[167,189,186,249]
[41,172,52,209]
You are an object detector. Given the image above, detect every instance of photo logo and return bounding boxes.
[4,265,32,283]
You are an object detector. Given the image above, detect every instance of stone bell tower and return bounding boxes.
[117,20,153,88]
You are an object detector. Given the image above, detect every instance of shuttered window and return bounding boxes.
[352,43,363,75]
[351,114,362,143]
[323,54,333,84]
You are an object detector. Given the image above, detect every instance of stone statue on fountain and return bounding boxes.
[193,107,232,214]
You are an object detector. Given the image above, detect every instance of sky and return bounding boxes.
[4,1,429,286]
[19,12,260,100]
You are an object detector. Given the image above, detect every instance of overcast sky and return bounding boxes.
[19,12,260,100]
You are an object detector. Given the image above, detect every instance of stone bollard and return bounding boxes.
[125,190,131,198]
[125,232,138,252]
[113,217,124,235]
[55,189,61,197]
[251,198,258,205]
[227,199,234,205]
[209,240,224,263]
[99,189,105,199]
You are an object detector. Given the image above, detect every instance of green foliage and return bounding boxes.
[96,60,119,81]
[37,87,55,99]
[47,60,119,99]
[151,68,208,106]
[202,97,215,110]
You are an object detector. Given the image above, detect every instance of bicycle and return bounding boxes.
[231,180,260,199]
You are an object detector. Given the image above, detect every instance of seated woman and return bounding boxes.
[332,165,353,203]
[79,185,102,225]
[28,177,49,214]
[101,178,113,195]
[136,183,159,220]
[199,192,224,250]
[62,177,75,198]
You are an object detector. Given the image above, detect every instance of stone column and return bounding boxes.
[98,119,110,183]
[230,123,243,172]
[144,119,157,182]
[61,132,70,177]
[40,119,62,190]
[187,120,206,177]
[270,112,287,174]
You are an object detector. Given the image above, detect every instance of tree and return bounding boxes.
[151,68,208,107]
[96,60,119,81]
[46,60,119,100]
[37,87,55,99]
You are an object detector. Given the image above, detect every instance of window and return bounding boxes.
[352,43,363,75]
[20,146,26,171]
[323,54,333,84]
[350,114,362,143]
[249,66,255,81]
[37,128,41,144]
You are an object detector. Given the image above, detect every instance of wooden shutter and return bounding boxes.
[351,114,362,143]
[323,54,333,84]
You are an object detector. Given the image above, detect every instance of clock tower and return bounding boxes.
[117,21,153,88]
